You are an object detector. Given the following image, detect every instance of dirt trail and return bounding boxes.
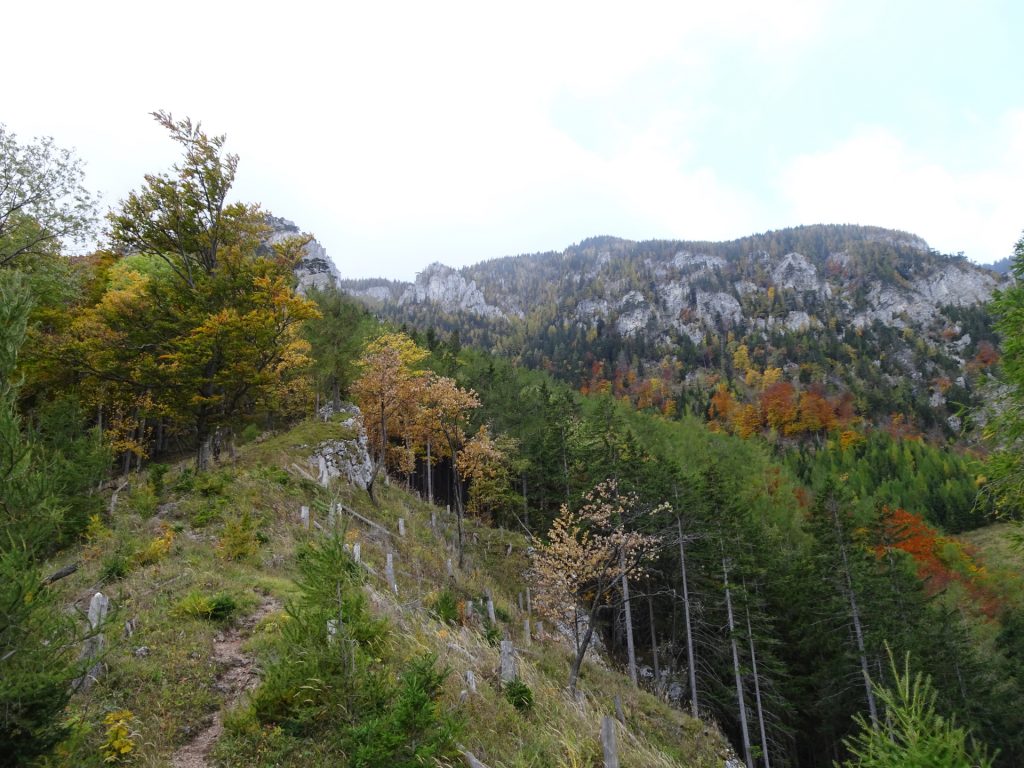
[170,596,281,768]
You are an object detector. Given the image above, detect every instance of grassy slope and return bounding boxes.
[44,415,735,767]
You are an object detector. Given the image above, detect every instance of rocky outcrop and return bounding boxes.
[851,262,999,329]
[398,263,505,318]
[309,404,373,490]
[264,216,341,295]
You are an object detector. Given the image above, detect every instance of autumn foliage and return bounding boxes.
[872,506,1000,617]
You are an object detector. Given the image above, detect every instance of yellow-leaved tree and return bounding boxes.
[67,113,319,470]
[456,424,520,527]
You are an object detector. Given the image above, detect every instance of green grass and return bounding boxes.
[42,417,734,767]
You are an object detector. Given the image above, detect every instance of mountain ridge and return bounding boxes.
[337,224,1004,437]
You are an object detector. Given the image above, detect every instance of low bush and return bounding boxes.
[174,591,238,622]
[504,677,534,713]
[429,588,460,625]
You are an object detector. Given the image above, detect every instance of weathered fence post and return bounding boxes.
[430,511,436,530]
[386,552,398,594]
[518,592,524,612]
[398,517,405,537]
[526,587,532,617]
[486,595,496,624]
[353,541,361,564]
[466,669,477,694]
[77,592,110,690]
[499,640,516,684]
[601,715,620,768]
[446,558,454,579]
[466,600,474,621]
[523,618,531,645]
[300,505,310,529]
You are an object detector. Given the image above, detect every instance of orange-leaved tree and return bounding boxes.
[531,479,663,695]
[350,331,429,503]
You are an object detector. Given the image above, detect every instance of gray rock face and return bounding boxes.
[772,252,829,296]
[309,404,373,490]
[399,262,504,318]
[264,216,341,295]
[852,262,999,329]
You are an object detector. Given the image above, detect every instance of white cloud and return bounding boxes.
[779,113,1024,262]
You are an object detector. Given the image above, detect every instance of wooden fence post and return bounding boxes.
[601,715,620,768]
[499,640,516,683]
[386,552,398,594]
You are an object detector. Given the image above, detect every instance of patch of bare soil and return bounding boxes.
[170,595,281,768]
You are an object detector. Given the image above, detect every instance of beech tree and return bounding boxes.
[0,125,97,267]
[79,113,319,469]
[531,479,663,695]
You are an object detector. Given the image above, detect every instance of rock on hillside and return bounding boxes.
[263,216,340,294]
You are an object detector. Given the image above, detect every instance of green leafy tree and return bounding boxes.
[0,125,97,267]
[94,113,319,469]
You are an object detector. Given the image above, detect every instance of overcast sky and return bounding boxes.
[6,1,1022,279]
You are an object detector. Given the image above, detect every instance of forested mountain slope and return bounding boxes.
[340,225,1004,437]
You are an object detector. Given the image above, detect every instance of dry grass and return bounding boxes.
[46,417,733,767]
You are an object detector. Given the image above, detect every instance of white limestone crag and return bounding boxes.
[265,216,341,295]
[309,404,373,490]
[399,263,504,318]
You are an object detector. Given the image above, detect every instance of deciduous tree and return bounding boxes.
[0,125,97,267]
[531,479,663,695]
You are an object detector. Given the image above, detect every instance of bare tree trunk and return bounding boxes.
[426,438,433,505]
[568,587,604,696]
[746,604,771,768]
[830,499,878,727]
[678,517,699,718]
[648,593,660,692]
[620,549,638,686]
[452,457,466,569]
[723,557,752,768]
[521,473,529,533]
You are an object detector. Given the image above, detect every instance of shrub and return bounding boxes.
[504,677,534,713]
[483,621,501,647]
[127,481,158,518]
[0,548,86,766]
[148,463,169,497]
[840,648,993,767]
[133,526,174,566]
[99,553,131,583]
[429,588,460,625]
[174,591,238,623]
[344,655,460,767]
[99,709,138,764]
[218,510,260,562]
